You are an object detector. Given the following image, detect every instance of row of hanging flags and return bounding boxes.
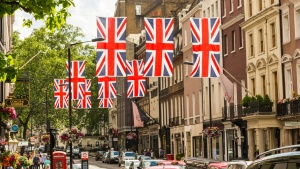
[54,16,232,109]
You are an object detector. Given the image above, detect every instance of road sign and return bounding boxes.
[81,152,89,160]
[12,125,19,132]
[5,99,30,107]
[18,141,29,146]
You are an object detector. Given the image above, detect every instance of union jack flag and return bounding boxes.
[98,98,113,108]
[96,17,127,77]
[144,18,174,77]
[77,79,92,109]
[126,60,146,98]
[54,79,68,109]
[190,17,221,78]
[97,76,116,99]
[66,60,86,100]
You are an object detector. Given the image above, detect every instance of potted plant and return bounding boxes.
[60,128,84,144]
[202,126,221,138]
[126,132,137,140]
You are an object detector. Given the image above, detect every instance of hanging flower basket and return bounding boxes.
[41,134,50,143]
[126,132,137,140]
[0,106,17,121]
[0,151,19,168]
[202,127,221,138]
[60,128,84,144]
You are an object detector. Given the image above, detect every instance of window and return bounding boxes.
[224,34,228,55]
[203,10,206,17]
[259,29,264,53]
[239,27,243,48]
[261,75,266,96]
[251,78,255,95]
[208,7,210,17]
[249,0,252,17]
[259,0,263,11]
[230,0,233,12]
[249,33,254,56]
[270,0,274,5]
[282,13,290,43]
[295,6,300,38]
[231,30,235,52]
[211,4,214,17]
[216,1,219,16]
[222,0,226,17]
[271,23,276,48]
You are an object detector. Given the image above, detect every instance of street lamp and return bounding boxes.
[183,61,213,158]
[67,37,104,169]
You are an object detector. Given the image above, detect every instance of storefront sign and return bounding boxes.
[285,121,300,126]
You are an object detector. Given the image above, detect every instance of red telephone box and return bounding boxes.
[53,151,67,169]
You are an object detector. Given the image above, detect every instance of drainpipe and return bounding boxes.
[278,1,285,99]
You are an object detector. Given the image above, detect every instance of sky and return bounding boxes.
[13,0,118,41]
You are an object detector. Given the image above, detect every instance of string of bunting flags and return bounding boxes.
[53,16,231,109]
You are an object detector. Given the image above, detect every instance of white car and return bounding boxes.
[122,160,140,169]
[226,160,252,169]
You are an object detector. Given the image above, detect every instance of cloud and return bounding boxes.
[13,0,117,41]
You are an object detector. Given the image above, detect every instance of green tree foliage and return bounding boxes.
[12,24,108,150]
[0,0,75,30]
[0,53,18,82]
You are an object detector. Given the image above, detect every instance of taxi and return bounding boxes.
[207,162,228,169]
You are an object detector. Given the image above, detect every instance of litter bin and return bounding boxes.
[166,154,174,160]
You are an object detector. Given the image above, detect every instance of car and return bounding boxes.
[246,144,300,169]
[185,157,221,169]
[102,152,109,163]
[226,160,252,169]
[145,165,185,169]
[207,162,228,169]
[119,151,136,167]
[107,151,119,164]
[95,151,105,161]
[137,159,166,169]
[72,148,81,159]
[137,155,152,161]
[157,161,186,166]
[68,163,81,169]
[122,160,140,169]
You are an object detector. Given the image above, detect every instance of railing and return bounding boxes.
[222,101,274,120]
[169,116,183,127]
[277,100,300,116]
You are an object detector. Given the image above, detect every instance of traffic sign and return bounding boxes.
[81,152,89,160]
[5,99,30,107]
[12,125,19,132]
[18,141,29,146]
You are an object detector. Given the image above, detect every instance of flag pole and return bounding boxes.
[222,67,254,97]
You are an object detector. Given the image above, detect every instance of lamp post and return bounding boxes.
[183,61,213,158]
[67,37,104,169]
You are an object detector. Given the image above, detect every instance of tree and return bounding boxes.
[0,0,75,30]
[12,24,108,153]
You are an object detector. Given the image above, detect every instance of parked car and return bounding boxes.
[137,155,152,161]
[108,151,120,164]
[95,151,105,161]
[226,160,252,169]
[119,151,136,167]
[185,157,221,169]
[145,165,185,169]
[207,162,228,169]
[137,159,166,169]
[72,148,81,159]
[246,144,300,169]
[122,160,140,169]
[68,163,81,169]
[102,152,109,163]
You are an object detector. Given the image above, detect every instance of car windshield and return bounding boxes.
[143,161,158,167]
[125,152,135,156]
[113,152,119,155]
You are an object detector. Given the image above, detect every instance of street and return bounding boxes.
[74,157,119,169]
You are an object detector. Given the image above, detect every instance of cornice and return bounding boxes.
[240,6,280,31]
[180,3,202,23]
[221,14,245,30]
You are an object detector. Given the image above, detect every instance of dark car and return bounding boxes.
[246,144,300,169]
[95,151,105,161]
[72,148,81,159]
[107,151,119,164]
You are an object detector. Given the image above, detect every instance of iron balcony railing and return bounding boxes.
[223,101,274,120]
[277,100,300,117]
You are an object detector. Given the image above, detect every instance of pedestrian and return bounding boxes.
[159,148,164,159]
[40,154,47,169]
[28,153,34,169]
[44,156,51,167]
[146,149,151,156]
[150,149,154,159]
[33,154,40,169]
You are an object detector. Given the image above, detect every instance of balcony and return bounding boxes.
[277,100,300,119]
[169,116,183,127]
